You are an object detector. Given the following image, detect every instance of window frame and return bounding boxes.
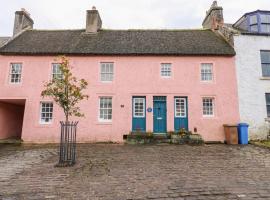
[39,102,53,125]
[260,50,270,77]
[174,97,187,118]
[51,63,63,80]
[249,14,258,32]
[200,63,213,82]
[266,93,270,118]
[100,62,114,82]
[98,97,113,122]
[260,14,270,33]
[202,98,215,117]
[133,97,145,118]
[9,63,22,84]
[160,63,172,78]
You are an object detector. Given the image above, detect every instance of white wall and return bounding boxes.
[234,34,270,139]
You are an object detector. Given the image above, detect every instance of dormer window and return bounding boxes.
[234,11,270,34]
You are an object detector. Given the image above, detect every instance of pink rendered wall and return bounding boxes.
[0,55,240,143]
[0,102,24,139]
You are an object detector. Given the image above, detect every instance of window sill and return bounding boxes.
[201,80,214,83]
[8,83,22,86]
[265,118,270,122]
[202,115,216,119]
[96,121,112,125]
[39,123,54,127]
[260,77,270,80]
[160,76,171,79]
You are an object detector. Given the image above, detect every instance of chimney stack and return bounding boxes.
[86,6,102,33]
[13,8,34,36]
[202,1,224,30]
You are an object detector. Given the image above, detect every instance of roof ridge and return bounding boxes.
[31,29,85,32]
[28,28,211,32]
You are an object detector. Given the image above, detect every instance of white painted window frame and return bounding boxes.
[39,102,53,124]
[201,63,213,82]
[202,98,215,117]
[51,63,63,80]
[133,97,145,118]
[9,63,22,84]
[100,62,114,82]
[160,63,172,78]
[98,97,113,122]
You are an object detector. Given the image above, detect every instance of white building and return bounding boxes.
[233,11,270,140]
[203,2,270,140]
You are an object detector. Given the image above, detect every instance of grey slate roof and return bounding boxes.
[0,29,235,56]
[0,37,10,47]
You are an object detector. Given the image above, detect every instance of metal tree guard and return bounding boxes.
[57,121,78,167]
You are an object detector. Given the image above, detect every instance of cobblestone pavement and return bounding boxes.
[0,144,270,200]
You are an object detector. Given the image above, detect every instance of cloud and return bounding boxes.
[0,0,269,36]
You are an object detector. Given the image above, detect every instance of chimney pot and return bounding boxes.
[21,8,31,16]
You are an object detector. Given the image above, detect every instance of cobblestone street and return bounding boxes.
[0,144,270,200]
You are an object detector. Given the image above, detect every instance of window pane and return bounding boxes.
[10,63,22,83]
[101,64,106,73]
[266,94,270,117]
[161,63,172,77]
[201,63,213,81]
[175,98,186,117]
[203,98,214,116]
[52,63,63,79]
[266,93,270,104]
[40,102,53,123]
[261,14,270,23]
[261,51,270,63]
[262,64,270,77]
[133,98,145,117]
[250,24,258,32]
[100,63,114,81]
[261,24,270,33]
[267,105,270,117]
[99,97,112,121]
[250,15,257,24]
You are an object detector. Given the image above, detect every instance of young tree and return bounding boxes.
[41,56,89,122]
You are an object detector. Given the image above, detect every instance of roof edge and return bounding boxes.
[0,52,235,57]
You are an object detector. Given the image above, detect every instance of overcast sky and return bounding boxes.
[0,0,269,36]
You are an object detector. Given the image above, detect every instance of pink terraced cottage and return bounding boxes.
[0,7,239,143]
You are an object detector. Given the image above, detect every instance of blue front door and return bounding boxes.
[153,96,167,133]
[174,97,188,131]
[132,97,146,132]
